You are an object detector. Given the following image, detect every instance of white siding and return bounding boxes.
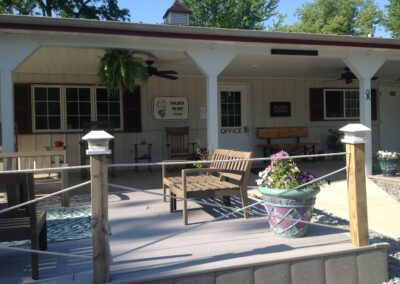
[13,73,382,164]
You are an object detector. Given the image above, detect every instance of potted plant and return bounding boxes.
[257,151,324,238]
[98,49,149,96]
[377,150,399,177]
[326,129,344,159]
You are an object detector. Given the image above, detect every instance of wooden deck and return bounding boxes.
[0,187,389,283]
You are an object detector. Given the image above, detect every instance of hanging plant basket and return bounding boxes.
[98,49,149,96]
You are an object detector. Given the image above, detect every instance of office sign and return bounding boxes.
[153,97,189,120]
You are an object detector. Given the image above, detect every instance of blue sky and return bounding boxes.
[118,0,390,37]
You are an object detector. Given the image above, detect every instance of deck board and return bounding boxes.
[0,189,355,284]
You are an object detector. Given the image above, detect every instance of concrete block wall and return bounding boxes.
[138,245,388,284]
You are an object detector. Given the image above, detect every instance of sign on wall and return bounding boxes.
[153,97,189,120]
[270,102,291,117]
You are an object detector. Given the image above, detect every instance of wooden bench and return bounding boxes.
[0,172,47,280]
[0,150,69,207]
[256,127,319,159]
[162,149,253,225]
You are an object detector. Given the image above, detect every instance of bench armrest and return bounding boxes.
[181,168,245,177]
[161,160,188,179]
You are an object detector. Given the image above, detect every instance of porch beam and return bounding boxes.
[186,48,237,149]
[0,68,13,153]
[344,54,386,175]
[0,40,38,155]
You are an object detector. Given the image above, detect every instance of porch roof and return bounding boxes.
[1,14,400,50]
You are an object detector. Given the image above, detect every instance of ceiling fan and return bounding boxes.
[146,60,178,80]
[327,67,378,84]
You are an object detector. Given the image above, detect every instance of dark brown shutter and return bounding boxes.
[123,86,142,132]
[371,89,377,121]
[309,88,324,121]
[14,83,32,134]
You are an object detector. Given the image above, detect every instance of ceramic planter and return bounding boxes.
[378,158,399,177]
[259,187,320,238]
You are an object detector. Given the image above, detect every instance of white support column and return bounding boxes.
[0,68,13,152]
[0,39,39,154]
[187,48,237,150]
[344,54,386,175]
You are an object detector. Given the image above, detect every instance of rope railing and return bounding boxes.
[0,180,91,215]
[0,246,92,259]
[0,164,90,174]
[109,151,348,169]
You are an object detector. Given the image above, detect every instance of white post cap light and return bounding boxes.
[340,123,371,144]
[82,130,114,155]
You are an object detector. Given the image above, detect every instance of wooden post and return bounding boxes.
[91,154,110,283]
[340,124,371,247]
[346,143,369,246]
[82,130,114,284]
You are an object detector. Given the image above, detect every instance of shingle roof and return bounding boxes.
[163,1,191,19]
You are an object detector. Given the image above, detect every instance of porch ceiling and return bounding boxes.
[14,46,400,81]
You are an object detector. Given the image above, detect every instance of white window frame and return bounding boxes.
[32,85,123,132]
[323,89,360,120]
[94,87,123,131]
[32,85,63,133]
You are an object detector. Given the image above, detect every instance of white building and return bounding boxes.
[1,3,400,174]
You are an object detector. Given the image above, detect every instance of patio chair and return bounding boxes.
[0,172,47,280]
[165,127,196,160]
[79,121,115,179]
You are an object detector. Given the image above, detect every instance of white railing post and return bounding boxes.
[82,130,114,284]
[340,124,371,247]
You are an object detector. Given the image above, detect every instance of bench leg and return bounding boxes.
[183,198,188,225]
[31,236,39,280]
[222,196,231,206]
[39,220,48,251]
[163,184,167,202]
[240,188,250,219]
[170,192,175,213]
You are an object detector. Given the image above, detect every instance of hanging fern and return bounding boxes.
[98,49,149,96]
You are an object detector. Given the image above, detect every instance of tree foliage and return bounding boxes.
[385,0,400,38]
[275,0,382,36]
[0,0,130,21]
[180,0,280,30]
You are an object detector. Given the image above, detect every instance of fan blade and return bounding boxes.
[158,70,178,75]
[155,73,178,80]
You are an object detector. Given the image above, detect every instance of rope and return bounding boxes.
[109,152,348,169]
[0,246,92,259]
[0,181,91,215]
[0,164,90,174]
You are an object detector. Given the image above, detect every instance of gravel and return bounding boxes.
[370,178,400,203]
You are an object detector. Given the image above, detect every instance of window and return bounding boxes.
[221,91,241,127]
[96,88,121,129]
[324,89,359,119]
[66,87,91,130]
[33,86,61,130]
[32,85,123,132]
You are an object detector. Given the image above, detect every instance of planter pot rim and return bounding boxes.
[258,186,320,200]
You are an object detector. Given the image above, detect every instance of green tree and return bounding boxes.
[385,0,400,38]
[180,0,280,30]
[278,0,382,36]
[0,0,130,21]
